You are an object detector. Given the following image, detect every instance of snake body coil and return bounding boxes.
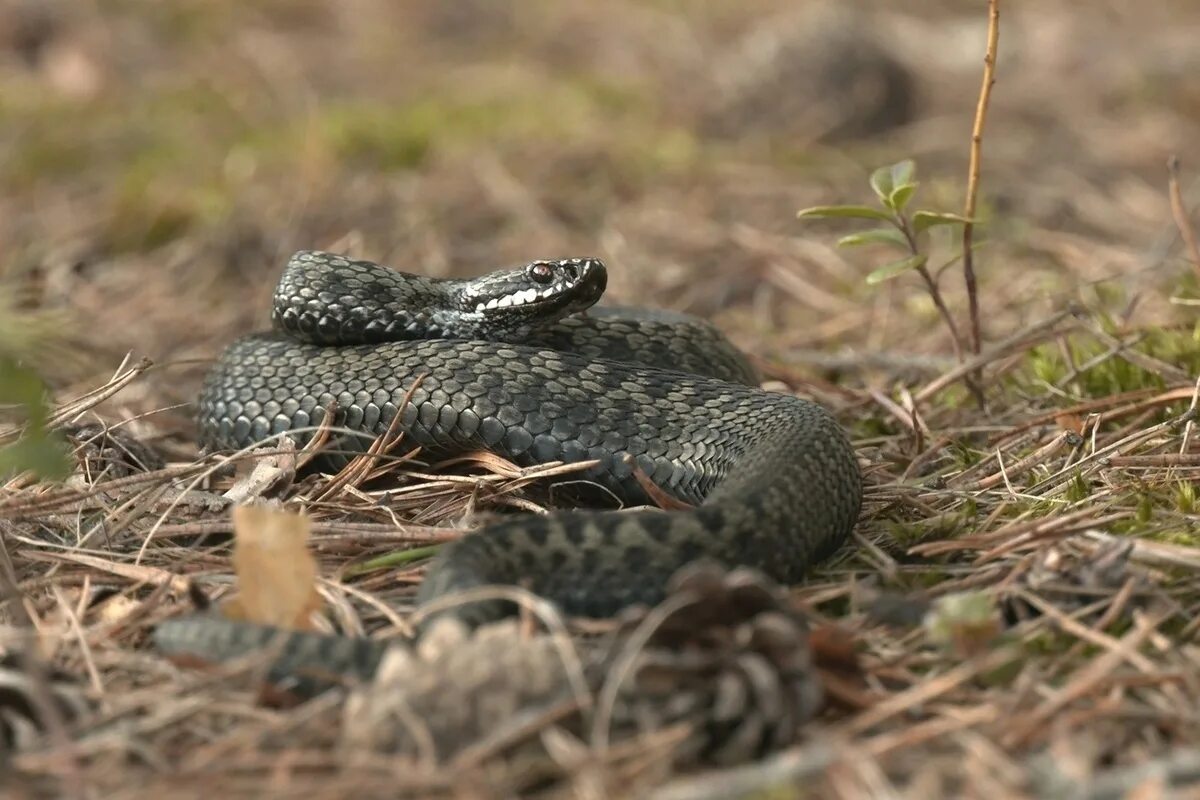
[160,251,860,674]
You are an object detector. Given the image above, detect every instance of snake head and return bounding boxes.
[457,258,607,334]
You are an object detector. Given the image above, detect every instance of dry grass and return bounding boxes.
[3,1,1200,797]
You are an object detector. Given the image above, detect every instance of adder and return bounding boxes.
[155,251,861,688]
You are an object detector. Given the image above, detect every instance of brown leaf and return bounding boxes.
[1055,413,1085,435]
[220,504,323,630]
[808,623,861,674]
[94,594,141,627]
[621,453,695,511]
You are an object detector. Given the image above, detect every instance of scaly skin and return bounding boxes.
[156,251,861,678]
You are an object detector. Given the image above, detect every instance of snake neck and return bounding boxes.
[271,250,606,344]
[272,251,464,344]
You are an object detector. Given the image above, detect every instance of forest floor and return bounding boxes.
[3,1,1200,797]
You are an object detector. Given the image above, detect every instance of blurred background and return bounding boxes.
[1,0,1199,451]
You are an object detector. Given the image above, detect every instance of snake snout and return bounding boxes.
[572,257,607,303]
[516,257,606,315]
[531,257,605,289]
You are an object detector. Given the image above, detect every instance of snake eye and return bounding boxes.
[529,262,554,284]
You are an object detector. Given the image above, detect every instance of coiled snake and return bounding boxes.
[155,251,861,684]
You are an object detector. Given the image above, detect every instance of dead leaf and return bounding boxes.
[808,623,862,674]
[43,41,103,99]
[221,504,323,630]
[1055,413,1085,435]
[94,594,141,627]
[223,437,298,503]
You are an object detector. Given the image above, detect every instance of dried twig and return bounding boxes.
[914,305,1079,403]
[962,0,1001,357]
[648,745,835,800]
[1167,156,1200,279]
[1003,609,1170,747]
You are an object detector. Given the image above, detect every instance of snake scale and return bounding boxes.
[154,251,861,691]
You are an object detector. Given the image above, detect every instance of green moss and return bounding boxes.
[1174,268,1200,302]
[638,127,703,173]
[316,76,651,172]
[962,496,979,518]
[949,440,982,470]
[1,60,682,253]
[935,383,974,411]
[7,132,92,186]
[1064,471,1091,503]
[886,511,966,548]
[1137,493,1154,524]
[911,568,956,590]
[978,654,1025,688]
[3,79,258,252]
[1147,527,1199,546]
[1014,323,1200,403]
[850,416,894,439]
[1021,629,1081,657]
[1177,481,1197,515]
[319,103,438,170]
[1027,346,1068,386]
[1143,322,1200,375]
[102,139,238,252]
[1,91,102,187]
[101,0,248,45]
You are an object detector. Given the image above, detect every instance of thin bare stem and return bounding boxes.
[1167,156,1200,279]
[897,215,988,405]
[898,217,966,362]
[962,0,1000,355]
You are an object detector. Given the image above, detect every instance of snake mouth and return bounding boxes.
[469,258,607,318]
[472,286,568,313]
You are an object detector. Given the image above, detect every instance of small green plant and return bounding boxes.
[798,159,975,360]
[0,290,73,482]
[0,358,71,482]
[923,590,1001,656]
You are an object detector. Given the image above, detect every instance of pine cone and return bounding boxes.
[1003,539,1151,625]
[0,655,90,755]
[340,618,579,764]
[600,562,821,766]
[701,6,915,141]
[341,564,821,771]
[63,422,164,479]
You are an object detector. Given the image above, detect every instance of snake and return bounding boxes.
[154,250,861,690]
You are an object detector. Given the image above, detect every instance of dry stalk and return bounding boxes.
[962,0,1001,356]
[1167,156,1200,278]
